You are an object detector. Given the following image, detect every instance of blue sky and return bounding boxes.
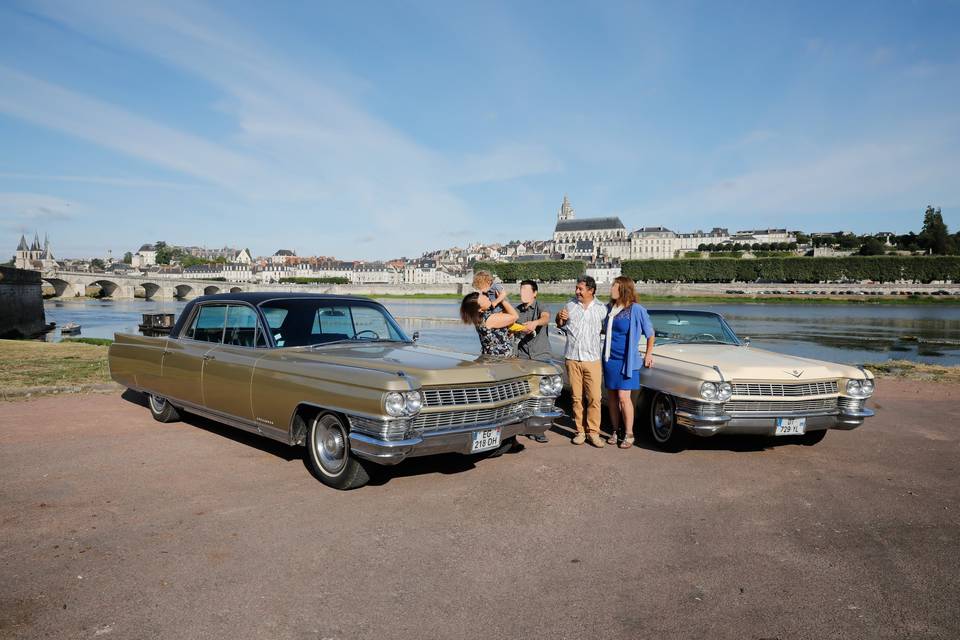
[1,1,958,260]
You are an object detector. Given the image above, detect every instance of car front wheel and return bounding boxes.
[306,413,370,490]
[148,393,181,423]
[648,392,686,451]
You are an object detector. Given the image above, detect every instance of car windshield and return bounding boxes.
[259,298,410,348]
[648,311,740,345]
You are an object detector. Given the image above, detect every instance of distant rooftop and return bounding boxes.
[555,217,625,233]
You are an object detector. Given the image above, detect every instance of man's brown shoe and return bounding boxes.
[587,434,606,448]
[571,432,587,445]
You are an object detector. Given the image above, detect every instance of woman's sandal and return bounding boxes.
[618,436,635,449]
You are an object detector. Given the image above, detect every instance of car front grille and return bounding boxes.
[421,379,531,407]
[725,398,839,414]
[413,399,530,434]
[731,381,838,397]
[675,398,726,417]
[838,397,865,413]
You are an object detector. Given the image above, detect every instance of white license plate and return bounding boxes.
[471,427,502,452]
[775,417,806,435]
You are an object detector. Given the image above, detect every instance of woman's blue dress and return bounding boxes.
[603,308,640,390]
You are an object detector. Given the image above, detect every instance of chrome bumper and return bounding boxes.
[676,405,875,437]
[349,409,562,466]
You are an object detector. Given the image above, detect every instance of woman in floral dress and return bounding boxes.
[459,292,519,356]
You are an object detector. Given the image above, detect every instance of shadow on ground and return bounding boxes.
[121,388,819,488]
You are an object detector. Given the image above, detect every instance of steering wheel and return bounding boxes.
[354,329,381,340]
[692,332,721,342]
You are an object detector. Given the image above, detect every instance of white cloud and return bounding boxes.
[2,0,561,258]
[0,172,197,189]
[639,121,960,229]
[0,192,79,232]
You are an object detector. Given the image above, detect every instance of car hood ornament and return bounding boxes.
[785,369,804,378]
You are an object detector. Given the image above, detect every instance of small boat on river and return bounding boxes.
[61,322,81,335]
[139,313,175,337]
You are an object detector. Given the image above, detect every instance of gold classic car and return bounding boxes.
[633,310,876,449]
[108,293,563,489]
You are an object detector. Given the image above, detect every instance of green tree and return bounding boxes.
[919,206,952,255]
[122,251,133,264]
[90,258,105,270]
[858,237,885,256]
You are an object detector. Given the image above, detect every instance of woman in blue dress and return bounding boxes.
[602,276,655,448]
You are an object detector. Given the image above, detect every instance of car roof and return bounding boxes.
[188,291,377,305]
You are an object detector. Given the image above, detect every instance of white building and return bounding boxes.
[353,262,400,284]
[271,249,296,265]
[131,244,158,268]
[630,227,680,260]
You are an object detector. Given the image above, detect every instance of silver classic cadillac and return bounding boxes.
[634,310,875,449]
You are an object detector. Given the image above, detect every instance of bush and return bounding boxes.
[684,251,703,259]
[280,277,350,284]
[622,256,960,283]
[473,260,586,283]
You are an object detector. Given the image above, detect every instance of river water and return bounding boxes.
[41,297,960,366]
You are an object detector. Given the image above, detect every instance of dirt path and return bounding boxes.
[1,380,958,639]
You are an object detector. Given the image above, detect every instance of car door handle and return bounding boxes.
[162,350,172,356]
[202,354,216,361]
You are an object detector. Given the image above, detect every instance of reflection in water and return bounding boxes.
[41,297,960,366]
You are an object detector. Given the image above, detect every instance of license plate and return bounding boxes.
[471,427,502,452]
[775,417,806,435]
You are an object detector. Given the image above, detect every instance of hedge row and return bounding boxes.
[474,260,586,283]
[279,276,350,284]
[621,256,960,284]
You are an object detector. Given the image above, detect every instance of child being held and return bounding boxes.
[472,270,506,312]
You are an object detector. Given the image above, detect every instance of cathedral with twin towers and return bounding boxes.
[14,232,59,271]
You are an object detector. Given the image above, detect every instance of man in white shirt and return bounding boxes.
[556,275,609,447]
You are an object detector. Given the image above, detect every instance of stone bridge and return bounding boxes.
[41,271,264,300]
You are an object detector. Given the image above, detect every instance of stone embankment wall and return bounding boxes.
[0,266,48,338]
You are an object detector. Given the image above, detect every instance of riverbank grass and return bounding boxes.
[864,360,960,384]
[0,339,112,399]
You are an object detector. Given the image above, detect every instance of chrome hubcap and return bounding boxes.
[149,395,167,413]
[652,395,674,442]
[313,415,347,476]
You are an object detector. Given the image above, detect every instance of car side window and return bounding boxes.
[186,305,227,343]
[223,305,262,348]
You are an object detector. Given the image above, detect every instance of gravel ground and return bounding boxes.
[1,380,958,640]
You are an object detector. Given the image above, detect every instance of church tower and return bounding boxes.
[558,195,575,221]
[15,235,30,269]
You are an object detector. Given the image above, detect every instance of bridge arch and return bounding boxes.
[137,282,161,300]
[203,285,221,296]
[174,284,193,299]
[229,286,243,293]
[91,279,119,298]
[42,277,76,298]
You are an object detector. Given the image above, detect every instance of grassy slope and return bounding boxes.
[0,339,111,397]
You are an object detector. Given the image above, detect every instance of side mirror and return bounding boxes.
[412,331,420,343]
[743,336,751,346]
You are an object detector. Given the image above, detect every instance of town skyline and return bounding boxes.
[2,1,958,260]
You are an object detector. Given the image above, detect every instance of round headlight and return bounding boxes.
[845,379,862,396]
[551,375,564,394]
[700,382,718,401]
[860,379,874,396]
[539,375,562,397]
[384,392,406,416]
[404,391,423,414]
[717,382,733,402]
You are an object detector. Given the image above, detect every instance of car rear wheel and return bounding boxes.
[306,413,370,490]
[148,393,181,423]
[647,392,686,451]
